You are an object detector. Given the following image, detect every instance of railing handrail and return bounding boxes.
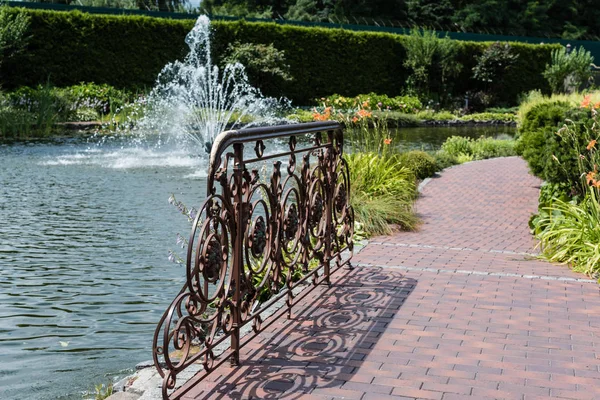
[208,121,341,188]
[154,121,353,399]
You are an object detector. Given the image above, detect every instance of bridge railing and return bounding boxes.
[152,121,354,399]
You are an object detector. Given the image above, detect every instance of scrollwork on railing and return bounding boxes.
[152,121,353,399]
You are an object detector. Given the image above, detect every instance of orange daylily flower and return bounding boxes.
[362,100,369,108]
[594,102,600,109]
[587,171,596,185]
[587,139,597,150]
[384,138,392,145]
[581,95,592,108]
[356,109,372,119]
[352,116,359,123]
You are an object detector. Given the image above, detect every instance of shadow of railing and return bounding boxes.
[183,266,416,399]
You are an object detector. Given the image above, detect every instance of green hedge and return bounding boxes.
[3,8,561,105]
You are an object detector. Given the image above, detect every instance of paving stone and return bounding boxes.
[132,157,600,400]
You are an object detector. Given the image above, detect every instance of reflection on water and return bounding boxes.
[0,125,515,399]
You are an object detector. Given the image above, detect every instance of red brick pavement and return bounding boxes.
[181,157,600,400]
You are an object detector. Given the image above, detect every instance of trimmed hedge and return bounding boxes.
[3,8,561,105]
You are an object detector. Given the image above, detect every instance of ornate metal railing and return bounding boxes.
[152,121,354,399]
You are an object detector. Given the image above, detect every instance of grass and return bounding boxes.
[346,152,418,235]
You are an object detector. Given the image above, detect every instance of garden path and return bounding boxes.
[180,156,600,400]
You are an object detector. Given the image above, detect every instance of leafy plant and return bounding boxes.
[543,46,594,94]
[472,42,518,107]
[433,149,458,170]
[346,152,418,235]
[0,5,30,68]
[222,41,292,95]
[441,135,472,156]
[398,150,437,179]
[403,28,462,104]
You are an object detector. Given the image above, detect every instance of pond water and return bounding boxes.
[0,125,514,400]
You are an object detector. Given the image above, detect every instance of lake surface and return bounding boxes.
[0,125,514,400]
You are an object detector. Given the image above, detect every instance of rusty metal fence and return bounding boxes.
[152,121,354,399]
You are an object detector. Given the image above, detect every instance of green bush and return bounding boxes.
[398,150,437,180]
[515,99,589,186]
[460,112,516,122]
[318,93,422,113]
[470,137,516,159]
[441,135,472,156]
[433,150,458,170]
[2,8,559,106]
[543,46,594,94]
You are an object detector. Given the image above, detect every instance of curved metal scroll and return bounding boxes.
[152,121,354,399]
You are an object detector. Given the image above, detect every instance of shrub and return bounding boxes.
[1,8,559,106]
[398,150,437,180]
[318,93,422,113]
[515,96,594,187]
[415,110,457,121]
[543,46,594,94]
[346,152,418,235]
[0,5,30,68]
[470,137,516,159]
[459,112,516,122]
[441,135,472,156]
[433,150,458,170]
[403,28,461,104]
[222,41,292,97]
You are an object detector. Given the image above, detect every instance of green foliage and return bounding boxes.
[222,41,292,96]
[318,93,422,113]
[0,5,30,67]
[471,41,518,108]
[403,28,461,104]
[441,135,472,156]
[415,110,456,121]
[459,112,516,122]
[398,150,437,179]
[515,99,590,187]
[473,42,518,84]
[0,105,35,139]
[433,149,458,170]
[441,134,516,160]
[469,136,516,159]
[2,9,559,106]
[93,382,113,400]
[346,152,418,235]
[533,189,600,277]
[543,46,594,94]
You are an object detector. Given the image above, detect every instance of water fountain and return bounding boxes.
[130,15,288,154]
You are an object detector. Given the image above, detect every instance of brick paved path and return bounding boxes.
[182,157,600,400]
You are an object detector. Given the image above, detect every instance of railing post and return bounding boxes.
[230,142,244,366]
[323,130,335,286]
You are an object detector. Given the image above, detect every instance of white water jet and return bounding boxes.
[131,15,289,153]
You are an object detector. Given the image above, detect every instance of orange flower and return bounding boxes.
[352,116,359,123]
[587,139,597,150]
[362,100,369,108]
[356,109,372,119]
[594,102,600,109]
[587,171,596,185]
[594,180,600,188]
[312,107,331,121]
[581,95,592,108]
[384,138,392,145]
